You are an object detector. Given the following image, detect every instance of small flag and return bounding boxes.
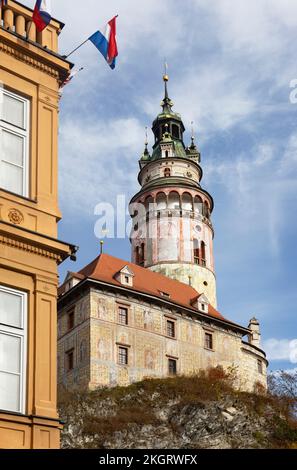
[59,67,84,93]
[0,0,8,8]
[89,16,118,70]
[33,0,52,33]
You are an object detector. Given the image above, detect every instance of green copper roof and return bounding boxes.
[140,75,200,164]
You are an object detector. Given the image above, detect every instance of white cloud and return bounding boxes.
[263,338,297,362]
[59,116,143,214]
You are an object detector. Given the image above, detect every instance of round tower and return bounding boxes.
[130,74,217,307]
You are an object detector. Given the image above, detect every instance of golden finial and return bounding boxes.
[145,126,148,146]
[163,60,169,82]
[191,121,194,138]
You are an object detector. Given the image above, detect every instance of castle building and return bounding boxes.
[0,1,75,449]
[58,75,268,393]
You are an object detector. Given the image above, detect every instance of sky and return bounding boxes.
[23,0,297,372]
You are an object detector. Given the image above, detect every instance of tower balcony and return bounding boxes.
[131,208,213,232]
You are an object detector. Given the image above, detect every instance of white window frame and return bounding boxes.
[0,285,27,414]
[0,88,30,198]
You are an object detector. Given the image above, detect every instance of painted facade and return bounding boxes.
[58,263,267,393]
[0,1,75,449]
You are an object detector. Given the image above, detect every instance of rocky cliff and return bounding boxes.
[59,368,297,449]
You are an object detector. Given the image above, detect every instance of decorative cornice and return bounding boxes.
[0,40,60,79]
[0,234,63,262]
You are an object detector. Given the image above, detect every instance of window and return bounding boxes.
[193,239,200,265]
[160,291,170,299]
[172,124,180,139]
[201,303,205,311]
[168,358,177,376]
[118,346,128,365]
[257,359,263,374]
[205,333,213,350]
[66,349,74,371]
[138,243,145,266]
[201,241,206,267]
[167,320,175,338]
[125,276,129,284]
[0,286,27,414]
[164,167,171,177]
[68,311,75,330]
[0,89,30,197]
[118,307,128,325]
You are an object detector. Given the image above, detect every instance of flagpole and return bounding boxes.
[65,38,90,59]
[65,15,119,59]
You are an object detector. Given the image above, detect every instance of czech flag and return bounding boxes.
[0,0,8,8]
[33,0,52,33]
[89,16,118,70]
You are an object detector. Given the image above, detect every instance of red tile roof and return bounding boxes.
[63,253,231,323]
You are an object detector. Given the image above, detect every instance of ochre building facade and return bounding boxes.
[0,1,75,449]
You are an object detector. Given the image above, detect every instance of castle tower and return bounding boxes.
[0,1,75,448]
[130,74,217,307]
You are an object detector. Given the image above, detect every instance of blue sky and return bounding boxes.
[24,1,297,372]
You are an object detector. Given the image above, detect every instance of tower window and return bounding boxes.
[0,89,30,198]
[201,241,206,267]
[164,167,171,177]
[193,239,200,265]
[172,124,180,139]
[135,245,145,265]
[257,359,263,374]
[168,358,177,376]
[165,150,169,158]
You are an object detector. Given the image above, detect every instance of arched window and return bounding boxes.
[156,192,167,210]
[194,195,203,215]
[165,150,169,158]
[193,239,200,265]
[168,191,180,210]
[172,124,180,139]
[135,246,140,264]
[145,195,154,214]
[201,241,206,266]
[164,167,171,178]
[136,245,145,265]
[182,192,193,212]
[204,201,210,219]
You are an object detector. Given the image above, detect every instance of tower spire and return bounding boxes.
[161,62,173,113]
[163,61,169,99]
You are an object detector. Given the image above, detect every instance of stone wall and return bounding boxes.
[58,286,267,392]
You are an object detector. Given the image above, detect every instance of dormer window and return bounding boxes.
[115,266,135,287]
[160,291,170,299]
[191,294,210,314]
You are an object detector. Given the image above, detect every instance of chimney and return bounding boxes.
[248,317,261,348]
